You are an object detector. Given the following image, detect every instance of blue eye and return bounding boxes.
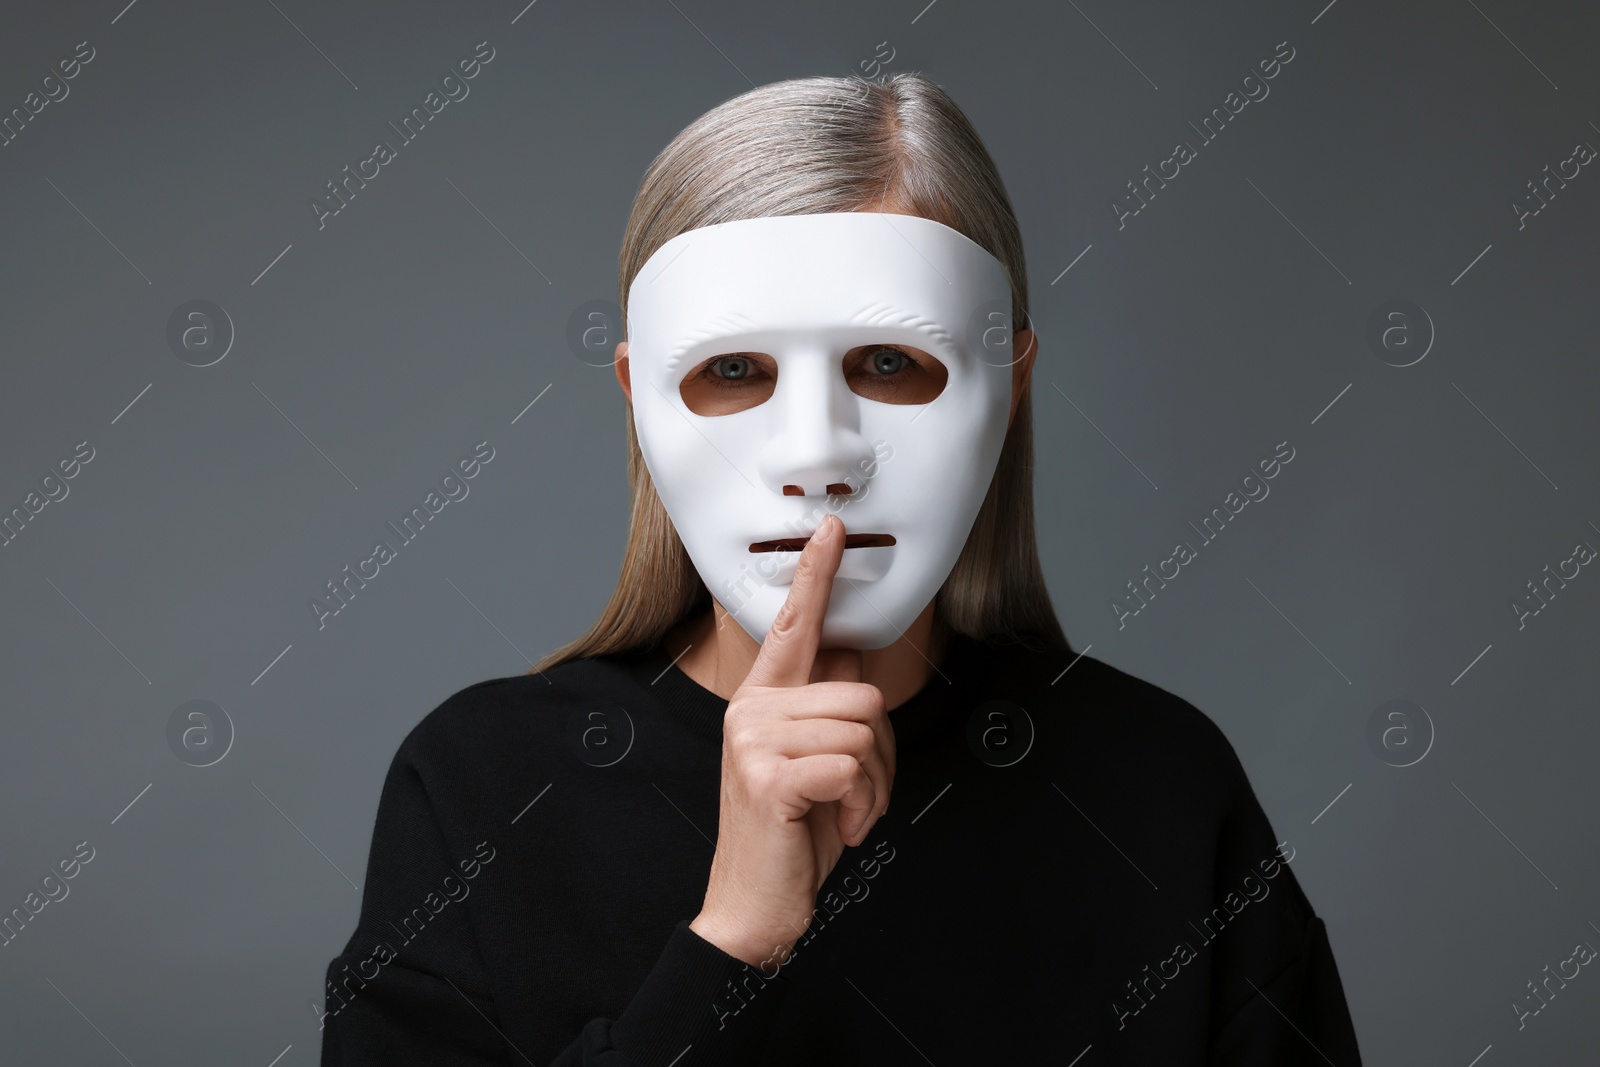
[699,353,776,392]
[865,346,908,375]
[711,356,754,381]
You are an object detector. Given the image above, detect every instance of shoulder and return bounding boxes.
[388,654,646,784]
[1070,651,1241,760]
[992,640,1253,803]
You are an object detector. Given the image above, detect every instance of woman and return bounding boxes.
[320,73,1362,1065]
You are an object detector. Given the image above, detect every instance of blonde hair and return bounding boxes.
[532,73,1071,673]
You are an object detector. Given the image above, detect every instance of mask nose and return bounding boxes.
[755,352,876,498]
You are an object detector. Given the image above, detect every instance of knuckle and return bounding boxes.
[852,683,886,717]
[725,722,758,754]
[766,601,801,642]
[746,757,784,798]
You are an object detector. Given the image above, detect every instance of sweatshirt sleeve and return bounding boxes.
[1208,910,1362,1066]
[1200,733,1364,1066]
[319,725,792,1067]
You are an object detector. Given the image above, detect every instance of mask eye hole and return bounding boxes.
[844,344,946,405]
[681,352,778,416]
[678,343,948,416]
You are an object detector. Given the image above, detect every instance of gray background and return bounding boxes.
[1,0,1596,1063]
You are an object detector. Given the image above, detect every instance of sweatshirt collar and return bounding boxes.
[615,630,994,752]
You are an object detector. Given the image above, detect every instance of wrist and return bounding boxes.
[689,911,792,969]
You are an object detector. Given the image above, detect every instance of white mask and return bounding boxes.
[625,211,1016,650]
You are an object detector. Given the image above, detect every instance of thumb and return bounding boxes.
[809,647,863,684]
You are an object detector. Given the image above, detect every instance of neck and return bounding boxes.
[663,598,950,710]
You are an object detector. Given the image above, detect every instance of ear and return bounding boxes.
[1007,328,1037,430]
[614,341,631,405]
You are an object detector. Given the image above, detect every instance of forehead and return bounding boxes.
[626,212,1011,372]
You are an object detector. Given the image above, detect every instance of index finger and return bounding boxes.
[740,512,846,689]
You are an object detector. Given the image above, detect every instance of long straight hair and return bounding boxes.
[533,73,1071,673]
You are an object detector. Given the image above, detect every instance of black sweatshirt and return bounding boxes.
[319,631,1363,1066]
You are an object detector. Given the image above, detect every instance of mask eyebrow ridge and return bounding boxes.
[665,310,763,375]
[662,301,960,374]
[851,301,957,352]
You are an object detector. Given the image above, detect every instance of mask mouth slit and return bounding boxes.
[748,533,896,553]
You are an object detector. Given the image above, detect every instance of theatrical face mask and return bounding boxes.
[625,211,1017,649]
